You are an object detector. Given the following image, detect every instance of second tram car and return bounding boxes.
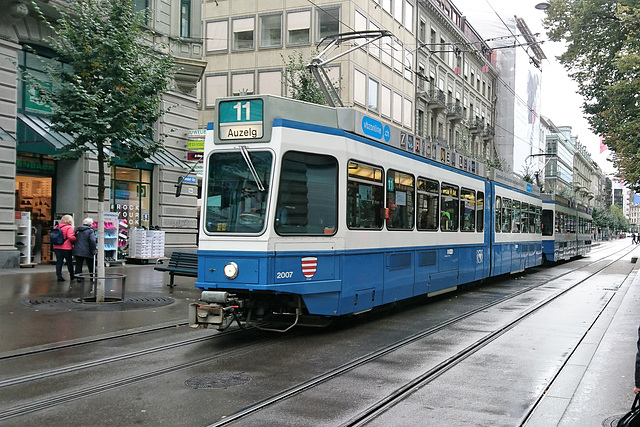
[189,95,583,331]
[541,194,592,262]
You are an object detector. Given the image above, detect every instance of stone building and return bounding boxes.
[0,0,205,267]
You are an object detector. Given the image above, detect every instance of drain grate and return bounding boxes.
[185,373,252,390]
[20,294,174,311]
[602,414,625,427]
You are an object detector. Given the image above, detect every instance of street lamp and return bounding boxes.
[535,2,551,10]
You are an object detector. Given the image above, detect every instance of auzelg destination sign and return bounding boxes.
[219,99,264,140]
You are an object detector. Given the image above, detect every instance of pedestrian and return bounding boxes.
[633,233,637,245]
[52,214,76,282]
[73,217,97,281]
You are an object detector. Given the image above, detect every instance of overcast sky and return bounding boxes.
[452,0,616,176]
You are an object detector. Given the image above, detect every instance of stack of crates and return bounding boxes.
[148,230,165,257]
[129,228,150,258]
[129,228,165,258]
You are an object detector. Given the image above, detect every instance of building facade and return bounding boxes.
[415,0,497,162]
[0,0,205,267]
[199,0,497,167]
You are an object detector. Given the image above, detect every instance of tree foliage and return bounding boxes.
[593,204,629,232]
[282,51,330,105]
[28,0,175,301]
[544,0,640,190]
[29,0,174,201]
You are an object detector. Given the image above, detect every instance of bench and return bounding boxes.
[154,252,198,291]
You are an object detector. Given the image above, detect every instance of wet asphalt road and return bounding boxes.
[0,240,639,426]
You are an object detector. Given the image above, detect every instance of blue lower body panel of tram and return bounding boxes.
[491,241,542,275]
[196,244,491,318]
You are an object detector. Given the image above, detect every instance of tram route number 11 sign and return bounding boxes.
[219,99,264,140]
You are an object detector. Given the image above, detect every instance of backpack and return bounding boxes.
[50,226,66,246]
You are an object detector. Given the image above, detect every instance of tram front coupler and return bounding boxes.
[189,291,244,330]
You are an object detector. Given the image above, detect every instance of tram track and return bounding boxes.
[343,261,630,426]
[0,331,296,421]
[0,244,633,422]
[207,245,636,426]
[0,320,190,361]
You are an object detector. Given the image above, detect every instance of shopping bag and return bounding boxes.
[619,394,640,427]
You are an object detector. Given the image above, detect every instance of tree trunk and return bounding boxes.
[96,143,107,302]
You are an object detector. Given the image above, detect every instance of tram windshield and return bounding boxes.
[204,151,272,233]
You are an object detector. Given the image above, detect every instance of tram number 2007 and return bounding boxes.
[276,271,294,279]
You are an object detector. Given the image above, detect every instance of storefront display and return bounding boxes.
[15,160,54,264]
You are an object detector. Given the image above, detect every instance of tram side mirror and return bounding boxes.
[175,181,183,197]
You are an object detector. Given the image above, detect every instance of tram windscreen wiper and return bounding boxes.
[240,145,265,192]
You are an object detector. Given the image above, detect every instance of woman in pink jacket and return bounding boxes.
[53,215,77,282]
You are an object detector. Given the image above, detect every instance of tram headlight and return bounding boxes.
[223,262,239,279]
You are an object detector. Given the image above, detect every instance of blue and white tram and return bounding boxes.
[490,171,543,275]
[190,95,542,330]
[541,194,592,262]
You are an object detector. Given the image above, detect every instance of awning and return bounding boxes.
[0,126,16,142]
[17,112,189,169]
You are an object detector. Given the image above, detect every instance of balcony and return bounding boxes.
[482,123,495,140]
[427,90,447,111]
[469,117,484,134]
[446,101,464,122]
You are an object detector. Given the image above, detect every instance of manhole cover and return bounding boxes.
[20,294,174,311]
[185,373,252,389]
[603,414,625,427]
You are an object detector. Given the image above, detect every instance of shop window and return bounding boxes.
[111,166,152,229]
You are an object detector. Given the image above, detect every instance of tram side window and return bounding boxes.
[501,198,512,232]
[347,161,384,230]
[535,206,542,234]
[555,212,563,233]
[521,202,529,233]
[529,204,536,233]
[204,150,273,234]
[460,188,475,232]
[417,177,439,231]
[495,196,501,233]
[275,151,338,235]
[477,191,484,232]
[441,183,459,231]
[386,170,415,230]
[541,209,553,236]
[512,200,521,233]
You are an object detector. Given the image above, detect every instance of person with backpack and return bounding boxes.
[52,214,76,282]
[73,217,97,281]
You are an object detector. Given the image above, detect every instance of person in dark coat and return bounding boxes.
[53,214,76,282]
[73,217,97,280]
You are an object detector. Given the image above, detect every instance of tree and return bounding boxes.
[544,0,640,190]
[28,0,174,301]
[282,51,332,105]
